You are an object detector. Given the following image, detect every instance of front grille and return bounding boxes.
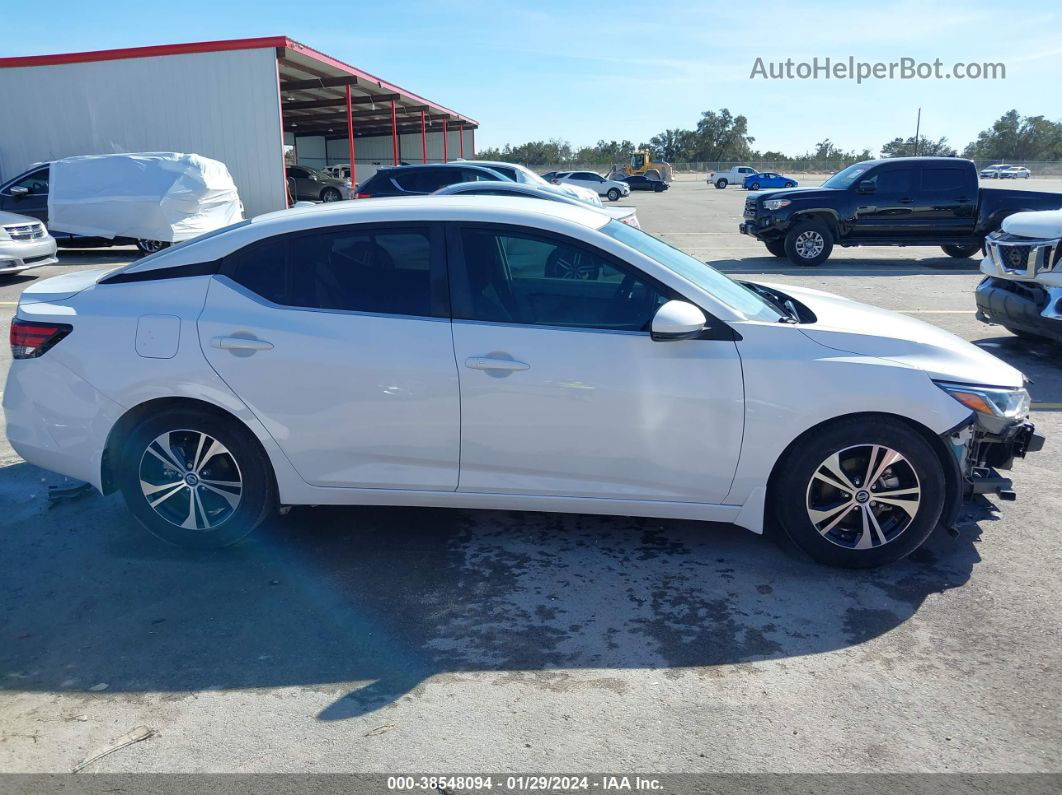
[986,231,1060,277]
[4,223,46,241]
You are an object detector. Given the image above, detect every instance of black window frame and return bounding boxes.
[444,221,725,335]
[220,221,449,320]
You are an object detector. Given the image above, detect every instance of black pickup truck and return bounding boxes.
[739,157,1062,266]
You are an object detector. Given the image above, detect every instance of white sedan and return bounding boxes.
[553,171,632,201]
[5,197,1041,567]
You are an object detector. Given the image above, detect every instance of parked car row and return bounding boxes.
[980,164,1032,179]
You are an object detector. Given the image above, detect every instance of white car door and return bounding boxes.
[567,172,604,196]
[447,223,745,502]
[198,223,461,490]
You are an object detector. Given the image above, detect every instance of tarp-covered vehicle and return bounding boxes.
[0,153,243,254]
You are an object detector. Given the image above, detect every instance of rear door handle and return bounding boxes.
[465,356,530,371]
[211,336,274,351]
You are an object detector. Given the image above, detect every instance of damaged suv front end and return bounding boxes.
[976,208,1062,343]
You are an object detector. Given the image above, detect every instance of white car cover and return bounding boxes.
[47,153,244,242]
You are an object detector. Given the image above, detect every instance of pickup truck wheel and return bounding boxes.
[764,240,787,258]
[607,188,621,202]
[941,243,981,258]
[715,178,728,189]
[1004,326,1046,341]
[784,220,834,266]
[772,417,945,568]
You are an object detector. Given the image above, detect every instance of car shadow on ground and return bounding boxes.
[0,459,998,722]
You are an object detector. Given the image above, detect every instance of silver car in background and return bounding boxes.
[0,211,58,276]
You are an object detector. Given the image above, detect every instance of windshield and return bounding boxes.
[821,163,871,189]
[511,164,551,186]
[600,221,783,322]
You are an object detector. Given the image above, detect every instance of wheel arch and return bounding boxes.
[763,410,962,534]
[790,210,841,238]
[101,396,278,496]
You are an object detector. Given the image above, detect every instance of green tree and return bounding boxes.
[963,110,1062,160]
[881,136,957,157]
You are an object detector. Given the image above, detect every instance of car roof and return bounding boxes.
[120,196,615,273]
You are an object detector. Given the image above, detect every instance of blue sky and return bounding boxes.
[7,0,1060,156]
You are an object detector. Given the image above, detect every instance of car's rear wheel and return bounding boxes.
[941,243,982,258]
[764,239,787,258]
[607,188,621,202]
[749,182,760,191]
[136,239,170,255]
[321,187,343,202]
[772,417,946,568]
[117,407,276,548]
[784,220,834,266]
[715,179,728,189]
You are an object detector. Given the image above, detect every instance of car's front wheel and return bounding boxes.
[136,239,170,255]
[784,220,834,266]
[321,187,343,202]
[941,243,982,258]
[772,417,946,568]
[117,407,276,548]
[784,181,796,188]
[606,188,621,201]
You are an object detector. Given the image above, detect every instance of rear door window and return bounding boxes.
[922,168,966,192]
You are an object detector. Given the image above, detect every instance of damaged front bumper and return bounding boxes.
[941,414,1044,522]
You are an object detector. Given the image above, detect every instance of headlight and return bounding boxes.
[763,199,791,210]
[935,382,1030,419]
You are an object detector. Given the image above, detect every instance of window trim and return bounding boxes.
[445,221,733,338]
[220,221,449,320]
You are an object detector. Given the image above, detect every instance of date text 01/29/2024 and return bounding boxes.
[386,775,664,791]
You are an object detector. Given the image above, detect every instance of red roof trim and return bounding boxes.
[0,35,479,127]
[0,36,289,69]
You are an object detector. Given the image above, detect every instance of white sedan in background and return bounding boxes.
[4,197,1041,567]
[553,171,632,201]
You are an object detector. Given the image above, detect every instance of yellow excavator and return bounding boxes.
[611,149,673,182]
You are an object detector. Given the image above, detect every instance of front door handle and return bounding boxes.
[465,356,530,372]
[211,335,274,351]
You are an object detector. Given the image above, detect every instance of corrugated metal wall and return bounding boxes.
[294,129,477,167]
[0,48,286,218]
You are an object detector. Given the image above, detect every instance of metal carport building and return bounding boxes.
[0,37,479,217]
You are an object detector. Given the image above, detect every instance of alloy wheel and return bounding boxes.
[552,252,597,280]
[138,429,243,531]
[805,444,921,550]
[794,230,825,259]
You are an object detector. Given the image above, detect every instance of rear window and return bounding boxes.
[358,172,396,194]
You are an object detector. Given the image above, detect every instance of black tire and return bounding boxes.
[320,187,343,202]
[784,219,834,266]
[941,243,981,258]
[764,239,788,258]
[606,188,621,202]
[654,183,665,192]
[715,179,728,189]
[136,239,170,255]
[784,181,796,188]
[117,407,276,549]
[772,417,946,568]
[749,182,761,191]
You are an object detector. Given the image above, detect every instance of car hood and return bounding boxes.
[757,282,1024,388]
[746,186,830,200]
[1002,208,1062,238]
[0,211,44,225]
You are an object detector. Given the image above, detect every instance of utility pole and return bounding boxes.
[913,107,922,156]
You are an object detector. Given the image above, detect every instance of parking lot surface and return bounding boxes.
[1,176,1060,773]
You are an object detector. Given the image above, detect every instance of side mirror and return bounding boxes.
[9,186,29,197]
[857,180,876,194]
[651,300,707,341]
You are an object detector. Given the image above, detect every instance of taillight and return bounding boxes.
[356,192,372,199]
[10,318,71,359]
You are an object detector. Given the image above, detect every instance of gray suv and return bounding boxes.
[285,166,350,202]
